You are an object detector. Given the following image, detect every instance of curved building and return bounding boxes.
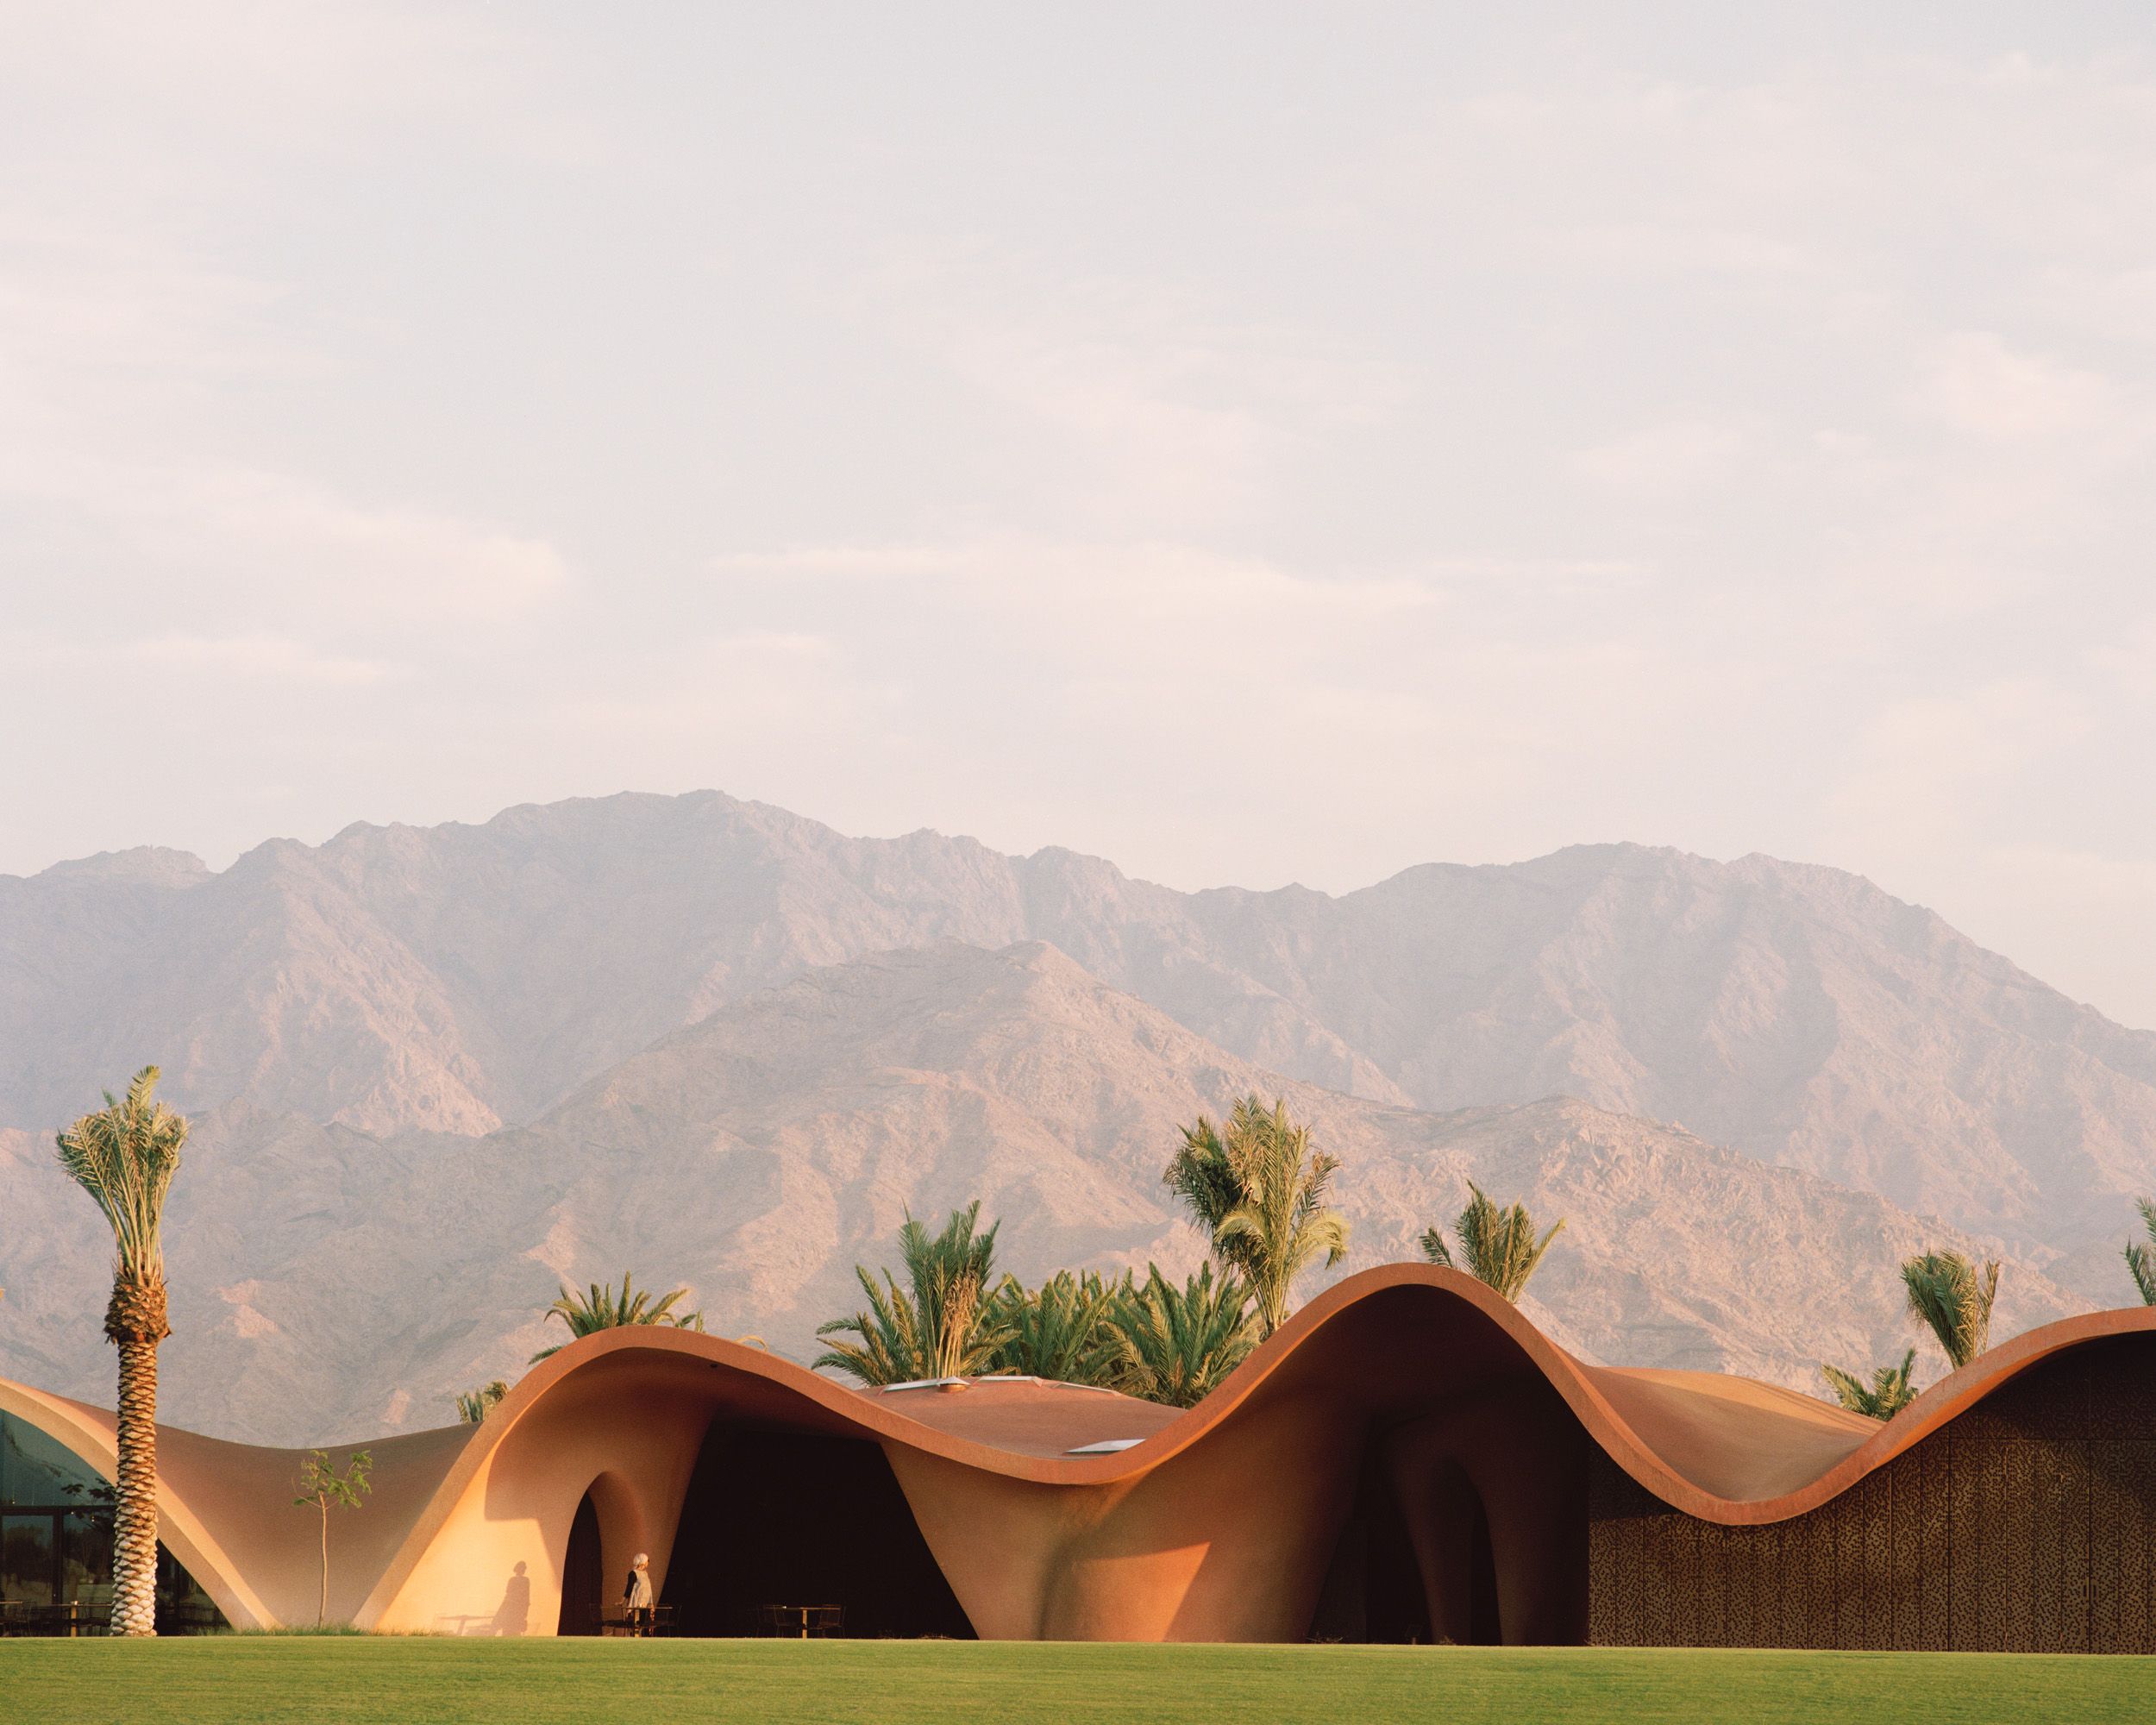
[3,1266,2152,1649]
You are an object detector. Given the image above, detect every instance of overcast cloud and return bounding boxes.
[4,4,2155,1026]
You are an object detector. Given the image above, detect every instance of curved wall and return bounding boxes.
[0,1376,474,1631]
[3,1266,2152,1646]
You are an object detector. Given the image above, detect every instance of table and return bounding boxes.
[758,1602,843,1639]
[0,1600,90,1637]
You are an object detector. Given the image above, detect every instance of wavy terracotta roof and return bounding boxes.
[5,1264,2151,1634]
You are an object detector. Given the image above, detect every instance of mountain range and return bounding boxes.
[2,791,2150,1444]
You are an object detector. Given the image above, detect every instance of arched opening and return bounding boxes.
[661,1426,974,1639]
[0,1409,224,1635]
[1309,1439,1431,1643]
[555,1490,603,1636]
[1468,1491,1500,1645]
[1309,1441,1503,1645]
[1419,1460,1501,1647]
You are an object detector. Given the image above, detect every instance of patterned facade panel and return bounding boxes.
[1851,1467,1893,1651]
[1750,1521,1792,1651]
[1944,1431,1996,1648]
[1583,1461,1641,1646]
[1795,1481,1843,1648]
[1585,1373,2155,1653]
[2001,1440,2043,1651]
[1909,1438,1954,1652]
[2090,1440,2156,1656]
[2024,1436,2090,1653]
[1881,1440,1934,1650]
[1694,1519,1741,1650]
[1633,1501,1681,1647]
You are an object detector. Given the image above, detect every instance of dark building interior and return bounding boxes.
[657,1423,975,1639]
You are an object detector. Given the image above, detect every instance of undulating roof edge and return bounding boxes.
[6,1266,2152,1630]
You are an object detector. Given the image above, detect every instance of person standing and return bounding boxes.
[624,1552,655,1635]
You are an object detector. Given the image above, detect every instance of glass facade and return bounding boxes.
[0,1409,224,1634]
[0,1408,113,1509]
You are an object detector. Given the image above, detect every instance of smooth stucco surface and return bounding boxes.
[5,1264,2150,1639]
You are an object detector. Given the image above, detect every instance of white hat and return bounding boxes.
[634,1552,649,1566]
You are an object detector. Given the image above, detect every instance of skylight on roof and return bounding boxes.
[880,1374,1121,1395]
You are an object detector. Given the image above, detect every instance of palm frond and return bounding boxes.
[54,1066,188,1283]
[1168,1096,1351,1337]
[529,1271,704,1363]
[454,1380,510,1423]
[1433,1183,1564,1302]
[2127,1197,2156,1308]
[987,1270,1125,1383]
[1901,1250,1999,1370]
[815,1202,1014,1384]
[1820,1349,1918,1420]
[813,1263,924,1382]
[1098,1263,1256,1408]
[1163,1116,1252,1276]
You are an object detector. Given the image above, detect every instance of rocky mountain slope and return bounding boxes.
[0,942,2090,1446]
[5,793,2153,1261]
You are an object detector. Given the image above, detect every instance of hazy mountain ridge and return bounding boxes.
[5,791,2153,1260]
[0,941,2090,1446]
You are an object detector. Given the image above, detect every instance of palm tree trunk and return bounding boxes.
[110,1332,160,1637]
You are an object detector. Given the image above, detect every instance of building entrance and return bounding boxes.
[661,1425,974,1639]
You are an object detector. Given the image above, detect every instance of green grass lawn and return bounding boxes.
[0,1638,2143,1725]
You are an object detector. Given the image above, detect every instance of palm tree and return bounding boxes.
[454,1379,510,1423]
[1165,1096,1351,1339]
[815,1201,1013,1384]
[529,1273,705,1364]
[1820,1349,1918,1420]
[2126,1197,2156,1306]
[988,1270,1125,1383]
[1099,1264,1257,1408]
[1420,1182,1565,1302]
[1902,1250,1999,1370]
[54,1067,188,1638]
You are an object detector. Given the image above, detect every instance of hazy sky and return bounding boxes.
[5,6,2155,1026]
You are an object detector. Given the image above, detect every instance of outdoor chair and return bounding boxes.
[0,1601,87,1637]
[599,1603,674,1638]
[756,1602,844,1638]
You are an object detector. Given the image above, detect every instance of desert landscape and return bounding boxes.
[7,9,2154,1712]
[3,790,2142,1443]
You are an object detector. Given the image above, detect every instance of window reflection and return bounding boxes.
[2,1515,55,1607]
[0,1411,225,1634]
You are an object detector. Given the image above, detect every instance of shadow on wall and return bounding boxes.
[493,1561,530,1636]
